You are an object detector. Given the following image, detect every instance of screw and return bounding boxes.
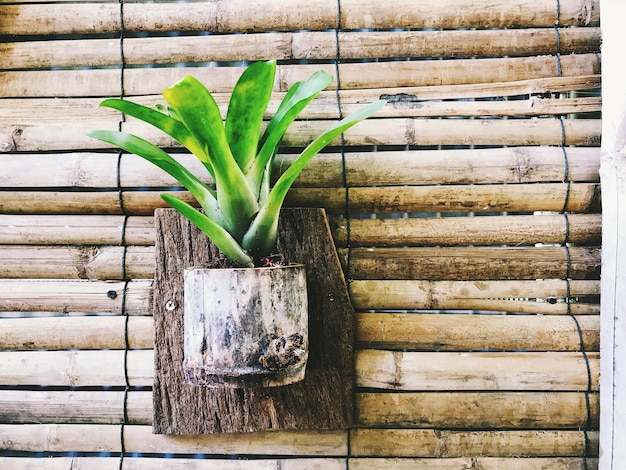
[165,300,177,311]
[106,290,118,299]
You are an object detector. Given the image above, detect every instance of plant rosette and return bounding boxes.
[89,60,385,387]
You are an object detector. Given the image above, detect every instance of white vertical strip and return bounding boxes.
[599,2,626,469]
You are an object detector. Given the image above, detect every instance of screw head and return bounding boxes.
[165,300,177,311]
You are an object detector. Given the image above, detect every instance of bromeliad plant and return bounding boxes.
[89,61,385,267]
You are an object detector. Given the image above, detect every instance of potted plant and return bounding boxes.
[89,60,385,388]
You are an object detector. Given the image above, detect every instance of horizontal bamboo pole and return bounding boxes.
[0,92,602,126]
[350,279,601,313]
[334,214,601,247]
[0,316,153,350]
[0,349,598,391]
[0,213,603,247]
[0,279,599,315]
[0,146,600,189]
[350,429,598,458]
[0,183,601,216]
[0,424,347,455]
[356,391,598,429]
[0,312,598,352]
[0,457,346,470]
[343,246,600,281]
[0,245,600,281]
[0,390,597,430]
[356,313,599,351]
[0,279,153,314]
[2,117,601,152]
[355,350,599,391]
[1,28,601,70]
[0,215,154,245]
[1,0,600,35]
[350,458,598,470]
[0,54,601,98]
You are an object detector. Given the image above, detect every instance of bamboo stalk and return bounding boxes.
[0,312,598,352]
[0,279,599,315]
[0,349,598,391]
[355,391,598,429]
[0,279,153,314]
[1,0,599,35]
[0,183,601,216]
[333,214,601,247]
[350,429,597,457]
[0,424,347,455]
[0,54,601,97]
[0,390,597,429]
[0,245,600,281]
[0,457,347,470]
[0,93,602,125]
[1,29,601,69]
[356,313,599,351]
[355,350,599,391]
[0,316,153,350]
[349,279,600,313]
[2,117,601,152]
[0,213,603,247]
[0,146,601,189]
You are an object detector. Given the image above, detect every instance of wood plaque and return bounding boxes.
[153,207,354,434]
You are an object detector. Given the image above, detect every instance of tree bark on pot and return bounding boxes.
[182,263,308,388]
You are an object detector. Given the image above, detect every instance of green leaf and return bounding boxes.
[163,75,259,240]
[246,70,334,201]
[242,99,387,257]
[87,130,225,227]
[99,98,215,178]
[161,194,254,268]
[225,61,275,175]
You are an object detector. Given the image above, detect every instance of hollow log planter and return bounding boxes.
[182,264,309,388]
[153,207,354,434]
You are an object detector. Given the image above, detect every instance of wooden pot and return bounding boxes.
[182,264,308,388]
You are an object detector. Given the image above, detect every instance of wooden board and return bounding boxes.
[152,207,354,434]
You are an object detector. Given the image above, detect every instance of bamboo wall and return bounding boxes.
[0,0,602,468]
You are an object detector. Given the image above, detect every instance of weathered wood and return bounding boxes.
[0,146,601,189]
[0,245,600,281]
[0,183,601,216]
[350,429,598,458]
[153,208,354,433]
[0,54,601,98]
[0,279,599,315]
[0,0,599,35]
[356,313,599,351]
[0,390,597,429]
[0,424,348,455]
[350,458,597,470]
[356,391,598,429]
[1,29,600,69]
[0,312,599,352]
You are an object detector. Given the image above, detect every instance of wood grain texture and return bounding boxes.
[153,208,354,434]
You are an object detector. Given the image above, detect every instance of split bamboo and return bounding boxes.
[0,313,599,352]
[0,279,598,314]
[1,28,600,69]
[0,0,600,35]
[0,390,598,429]
[0,213,603,247]
[0,54,601,97]
[2,117,602,152]
[0,183,601,215]
[0,146,601,189]
[0,245,600,281]
[0,349,598,391]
